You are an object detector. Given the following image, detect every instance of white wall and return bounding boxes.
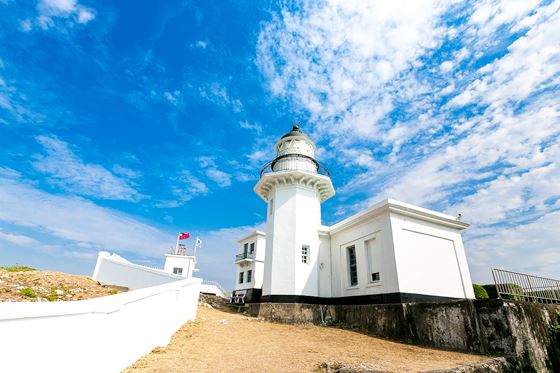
[329,214,400,298]
[391,214,475,299]
[92,252,185,289]
[0,277,201,373]
[163,254,196,278]
[264,184,321,296]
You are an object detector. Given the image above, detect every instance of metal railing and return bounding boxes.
[235,252,254,261]
[492,268,560,304]
[259,154,330,178]
[201,280,230,298]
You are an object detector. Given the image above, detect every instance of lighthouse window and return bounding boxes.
[269,198,274,216]
[238,272,244,284]
[173,267,183,276]
[302,245,309,264]
[249,242,255,255]
[247,270,252,283]
[347,246,358,286]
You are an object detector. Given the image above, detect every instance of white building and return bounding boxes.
[233,125,475,304]
[163,243,197,278]
[233,231,266,302]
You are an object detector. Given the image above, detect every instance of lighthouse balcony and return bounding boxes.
[260,154,330,178]
[235,252,255,263]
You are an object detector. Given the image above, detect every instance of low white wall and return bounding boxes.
[92,251,185,289]
[0,277,201,373]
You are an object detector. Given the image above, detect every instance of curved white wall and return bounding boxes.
[0,277,201,373]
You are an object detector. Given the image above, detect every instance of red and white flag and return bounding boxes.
[178,232,190,240]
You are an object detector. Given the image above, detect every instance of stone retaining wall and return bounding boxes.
[247,300,560,372]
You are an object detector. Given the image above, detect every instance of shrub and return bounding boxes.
[482,284,498,299]
[20,288,37,298]
[2,266,35,272]
[482,283,524,301]
[473,284,489,299]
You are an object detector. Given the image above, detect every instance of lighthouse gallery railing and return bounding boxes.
[259,154,330,178]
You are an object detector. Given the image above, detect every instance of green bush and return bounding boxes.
[482,283,524,301]
[473,284,489,299]
[20,288,37,298]
[482,284,498,299]
[2,266,35,272]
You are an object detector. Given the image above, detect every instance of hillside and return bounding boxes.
[0,266,126,302]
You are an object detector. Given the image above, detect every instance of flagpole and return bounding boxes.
[193,236,199,257]
[175,232,180,254]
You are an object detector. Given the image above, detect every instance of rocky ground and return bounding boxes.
[124,296,488,373]
[0,266,127,302]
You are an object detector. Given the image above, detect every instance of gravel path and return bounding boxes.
[125,304,487,373]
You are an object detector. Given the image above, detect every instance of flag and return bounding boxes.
[178,232,190,240]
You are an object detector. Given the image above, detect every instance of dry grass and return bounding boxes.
[0,268,126,302]
[124,304,487,373]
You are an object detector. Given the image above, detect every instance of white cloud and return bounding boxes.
[194,223,265,288]
[33,135,142,201]
[23,0,97,31]
[199,82,242,113]
[465,211,560,283]
[158,170,209,208]
[0,176,171,256]
[258,0,560,281]
[205,168,232,187]
[0,231,37,246]
[257,0,451,141]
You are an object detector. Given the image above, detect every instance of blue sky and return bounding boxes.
[1,0,559,289]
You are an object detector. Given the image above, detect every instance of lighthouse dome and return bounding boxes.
[271,124,318,174]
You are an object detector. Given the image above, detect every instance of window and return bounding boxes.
[243,243,248,255]
[371,272,380,282]
[238,272,244,284]
[173,267,183,275]
[269,198,274,216]
[347,246,358,286]
[249,242,255,255]
[301,245,309,264]
[247,270,252,283]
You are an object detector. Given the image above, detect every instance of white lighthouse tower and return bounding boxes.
[254,124,335,300]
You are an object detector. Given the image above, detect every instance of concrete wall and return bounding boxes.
[264,184,321,297]
[235,232,266,292]
[0,277,201,373]
[163,254,196,278]
[92,251,185,289]
[329,214,399,298]
[249,300,560,372]
[391,213,475,299]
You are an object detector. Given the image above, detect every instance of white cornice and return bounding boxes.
[254,170,335,203]
[328,198,469,235]
[237,230,266,243]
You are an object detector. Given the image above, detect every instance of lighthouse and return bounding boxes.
[254,124,335,300]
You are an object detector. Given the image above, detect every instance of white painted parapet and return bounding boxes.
[0,277,201,373]
[93,251,185,289]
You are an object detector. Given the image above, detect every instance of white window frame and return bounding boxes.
[246,269,252,283]
[347,245,358,287]
[238,271,244,284]
[173,267,183,275]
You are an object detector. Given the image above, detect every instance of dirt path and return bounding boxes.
[125,304,487,373]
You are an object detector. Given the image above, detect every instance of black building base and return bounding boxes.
[260,292,460,305]
[233,288,262,303]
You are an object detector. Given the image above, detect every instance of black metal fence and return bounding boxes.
[492,268,560,304]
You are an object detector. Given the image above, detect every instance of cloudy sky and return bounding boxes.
[1,0,559,288]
